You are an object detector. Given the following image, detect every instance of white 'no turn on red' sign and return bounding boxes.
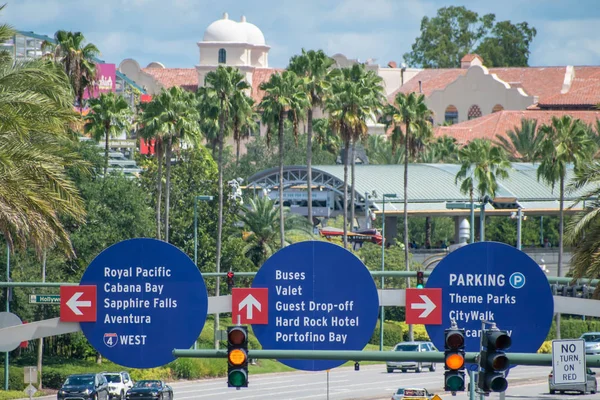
[552,339,586,385]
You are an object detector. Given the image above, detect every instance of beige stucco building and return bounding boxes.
[116,13,423,147]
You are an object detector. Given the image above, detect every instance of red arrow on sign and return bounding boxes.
[232,288,268,325]
[405,288,442,325]
[60,285,97,322]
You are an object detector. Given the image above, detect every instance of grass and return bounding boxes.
[7,317,397,390]
[0,391,45,399]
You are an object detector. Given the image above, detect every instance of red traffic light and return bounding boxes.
[227,271,234,279]
[228,327,247,346]
[446,331,465,349]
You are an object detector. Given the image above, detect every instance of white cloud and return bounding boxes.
[328,0,397,22]
[530,19,600,66]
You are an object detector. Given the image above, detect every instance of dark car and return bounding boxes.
[125,380,173,400]
[57,373,109,400]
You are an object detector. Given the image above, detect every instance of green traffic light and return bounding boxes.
[488,376,508,392]
[446,375,464,391]
[416,284,424,289]
[228,369,248,387]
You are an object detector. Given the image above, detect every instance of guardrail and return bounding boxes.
[0,271,596,287]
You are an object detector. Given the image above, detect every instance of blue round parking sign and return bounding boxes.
[79,238,208,369]
[425,242,553,356]
[251,241,379,371]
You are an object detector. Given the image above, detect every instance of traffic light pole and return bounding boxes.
[172,349,600,367]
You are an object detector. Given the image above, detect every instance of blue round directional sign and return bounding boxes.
[79,238,208,369]
[426,242,553,359]
[251,241,379,371]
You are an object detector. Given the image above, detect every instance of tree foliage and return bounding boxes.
[404,6,537,68]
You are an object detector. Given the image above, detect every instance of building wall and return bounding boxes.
[426,65,536,126]
[119,59,163,94]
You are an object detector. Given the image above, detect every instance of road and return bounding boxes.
[164,364,598,400]
[26,364,598,400]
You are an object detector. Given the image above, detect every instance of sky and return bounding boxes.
[4,0,600,69]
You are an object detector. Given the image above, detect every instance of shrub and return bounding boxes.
[129,367,172,381]
[545,319,600,340]
[168,358,225,380]
[369,321,403,347]
[0,366,27,391]
[538,341,552,354]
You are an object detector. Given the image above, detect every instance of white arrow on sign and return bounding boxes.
[66,292,91,316]
[239,294,261,320]
[411,294,436,318]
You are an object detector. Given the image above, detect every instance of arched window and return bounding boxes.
[492,104,504,113]
[218,48,226,64]
[444,105,458,125]
[468,105,482,120]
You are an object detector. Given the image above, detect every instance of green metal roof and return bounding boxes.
[314,163,586,198]
[247,163,593,216]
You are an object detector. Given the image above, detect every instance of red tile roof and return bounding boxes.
[434,110,600,145]
[538,67,600,107]
[140,67,280,102]
[461,54,482,63]
[389,69,466,98]
[251,68,283,103]
[142,68,199,92]
[388,66,600,107]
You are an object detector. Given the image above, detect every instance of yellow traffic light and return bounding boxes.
[445,353,465,370]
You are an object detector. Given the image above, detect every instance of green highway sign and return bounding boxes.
[29,295,60,305]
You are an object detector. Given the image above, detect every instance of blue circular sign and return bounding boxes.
[251,241,379,371]
[426,242,553,356]
[80,238,208,369]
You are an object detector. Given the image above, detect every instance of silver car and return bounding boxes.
[386,341,437,373]
[548,368,597,394]
[581,332,600,356]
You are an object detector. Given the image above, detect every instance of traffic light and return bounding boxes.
[226,271,235,292]
[227,326,249,388]
[444,325,466,392]
[478,329,511,393]
[416,271,425,289]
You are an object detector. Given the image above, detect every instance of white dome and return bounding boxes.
[240,16,265,45]
[203,12,247,43]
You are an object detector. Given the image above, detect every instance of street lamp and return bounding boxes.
[364,190,377,230]
[510,207,526,250]
[380,193,397,351]
[446,202,478,244]
[194,195,214,267]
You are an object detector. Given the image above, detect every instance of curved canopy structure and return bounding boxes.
[246,163,593,217]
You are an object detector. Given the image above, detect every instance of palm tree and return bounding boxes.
[455,139,511,240]
[384,91,431,341]
[565,161,600,298]
[204,66,249,348]
[43,30,100,110]
[259,70,310,248]
[84,92,132,175]
[313,118,340,157]
[536,116,594,277]
[495,118,542,162]
[419,135,459,163]
[350,69,384,231]
[535,116,594,338]
[288,49,335,226]
[196,86,220,155]
[366,135,404,165]
[231,90,258,165]
[0,19,86,256]
[138,86,200,242]
[325,64,383,248]
[239,196,314,267]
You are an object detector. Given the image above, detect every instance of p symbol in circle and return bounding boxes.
[509,272,526,289]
